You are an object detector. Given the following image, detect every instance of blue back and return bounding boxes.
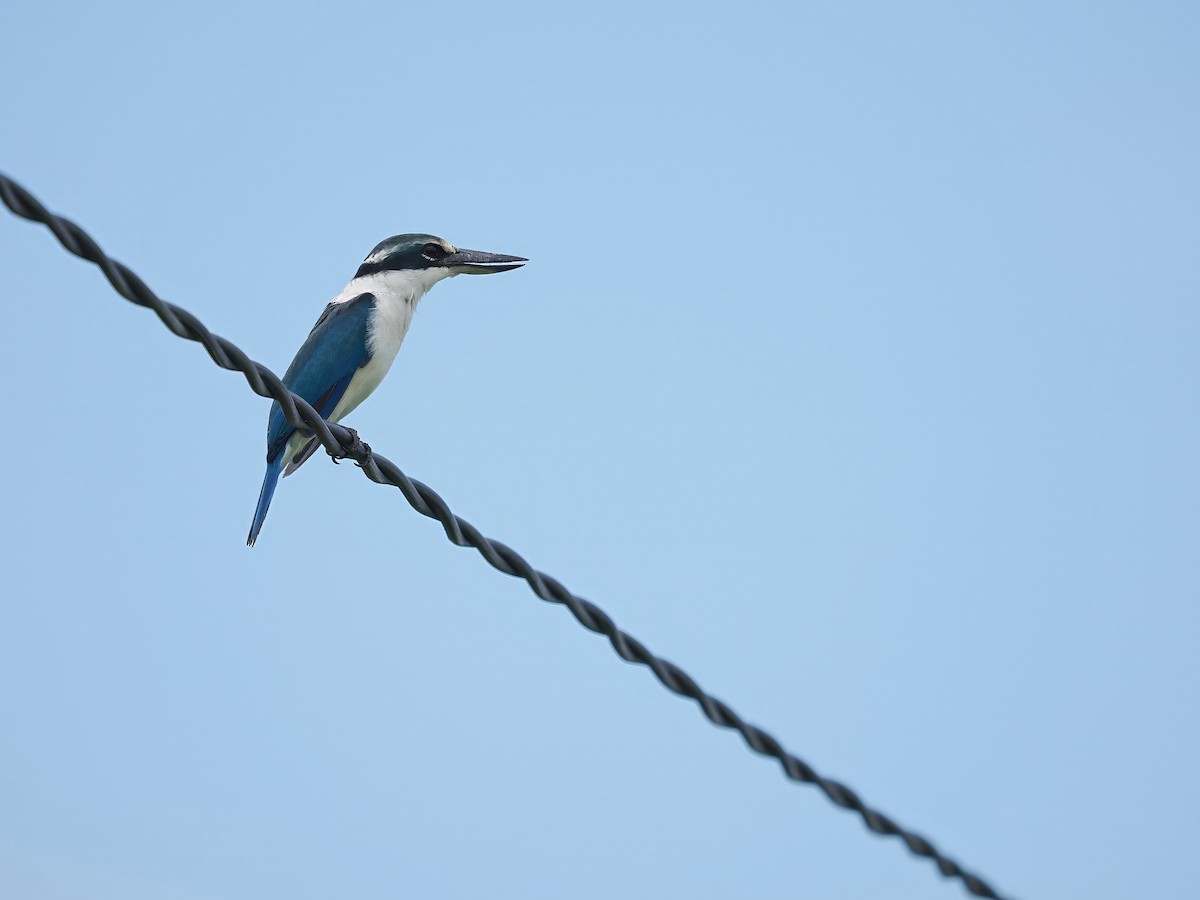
[266,292,375,462]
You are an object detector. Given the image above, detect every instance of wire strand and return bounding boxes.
[0,170,1014,900]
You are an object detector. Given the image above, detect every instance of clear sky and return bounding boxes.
[1,2,1197,899]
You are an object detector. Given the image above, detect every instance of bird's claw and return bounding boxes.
[327,427,372,467]
[327,426,359,464]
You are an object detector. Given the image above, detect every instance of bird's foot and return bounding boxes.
[327,426,359,464]
[328,427,372,467]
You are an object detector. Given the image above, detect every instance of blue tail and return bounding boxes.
[247,458,283,547]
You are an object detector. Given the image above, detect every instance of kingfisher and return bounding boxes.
[247,233,527,546]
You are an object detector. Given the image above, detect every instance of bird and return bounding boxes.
[247,233,527,547]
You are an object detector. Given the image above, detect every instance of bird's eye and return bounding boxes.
[422,243,447,262]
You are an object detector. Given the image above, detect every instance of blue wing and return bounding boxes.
[265,292,376,466]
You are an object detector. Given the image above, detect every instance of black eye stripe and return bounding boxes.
[354,241,449,278]
[422,243,448,262]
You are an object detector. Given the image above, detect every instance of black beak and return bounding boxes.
[443,247,528,274]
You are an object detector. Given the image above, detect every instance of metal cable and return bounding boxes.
[0,171,1013,900]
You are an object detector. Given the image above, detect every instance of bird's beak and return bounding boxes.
[442,247,528,275]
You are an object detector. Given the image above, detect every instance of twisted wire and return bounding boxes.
[0,171,1012,900]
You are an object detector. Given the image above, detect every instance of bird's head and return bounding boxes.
[355,233,527,280]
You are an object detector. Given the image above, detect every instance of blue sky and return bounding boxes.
[1,2,1197,898]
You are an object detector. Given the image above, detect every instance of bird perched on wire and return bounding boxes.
[247,234,527,546]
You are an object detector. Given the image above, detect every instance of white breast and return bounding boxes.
[326,267,453,423]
